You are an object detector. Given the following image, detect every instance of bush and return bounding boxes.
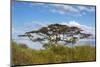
[73,45,96,61]
[11,41,96,65]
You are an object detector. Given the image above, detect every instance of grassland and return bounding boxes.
[11,41,96,65]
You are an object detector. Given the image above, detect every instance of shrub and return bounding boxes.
[11,41,96,65]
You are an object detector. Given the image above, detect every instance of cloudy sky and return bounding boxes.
[12,1,96,49]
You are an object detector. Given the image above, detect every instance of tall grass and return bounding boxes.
[11,41,96,65]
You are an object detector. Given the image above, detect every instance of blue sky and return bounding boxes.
[12,1,96,49]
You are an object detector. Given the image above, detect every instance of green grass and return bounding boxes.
[11,41,96,65]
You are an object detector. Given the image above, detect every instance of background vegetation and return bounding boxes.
[12,41,96,65]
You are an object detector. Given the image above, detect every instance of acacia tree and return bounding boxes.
[18,24,92,46]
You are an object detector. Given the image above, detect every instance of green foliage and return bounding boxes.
[12,41,96,65]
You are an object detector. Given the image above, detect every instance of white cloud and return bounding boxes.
[22,3,95,16]
[52,4,79,13]
[50,8,65,15]
[77,6,95,12]
[50,4,79,15]
[61,21,95,36]
[61,21,81,27]
[49,4,95,16]
[68,21,81,27]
